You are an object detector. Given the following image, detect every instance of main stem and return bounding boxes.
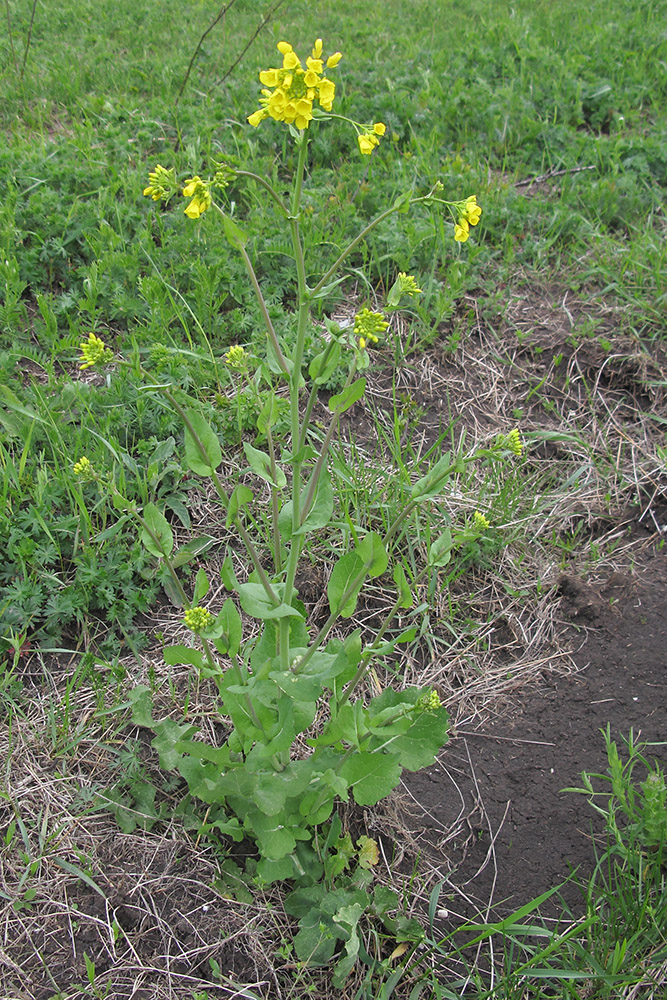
[280,134,310,668]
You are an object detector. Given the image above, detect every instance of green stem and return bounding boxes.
[297,334,339,453]
[235,169,289,217]
[237,240,291,379]
[338,563,430,708]
[279,134,311,668]
[163,386,280,606]
[310,196,427,299]
[266,423,282,574]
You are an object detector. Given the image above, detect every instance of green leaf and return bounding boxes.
[279,465,334,539]
[327,550,365,618]
[429,529,453,567]
[340,752,402,806]
[163,645,205,671]
[256,855,295,885]
[410,451,452,500]
[151,719,198,770]
[217,598,242,657]
[193,567,209,604]
[220,553,238,591]
[225,484,253,527]
[220,211,247,249]
[128,685,154,728]
[237,582,303,620]
[250,811,300,860]
[332,902,364,986]
[140,502,173,558]
[243,442,286,489]
[328,377,366,415]
[257,394,282,435]
[357,532,388,577]
[309,341,342,384]
[184,409,222,477]
[171,534,217,568]
[393,563,413,608]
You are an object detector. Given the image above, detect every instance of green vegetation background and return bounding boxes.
[1,0,665,657]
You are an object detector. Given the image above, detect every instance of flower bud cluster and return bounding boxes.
[354,308,389,349]
[184,606,215,633]
[79,332,114,370]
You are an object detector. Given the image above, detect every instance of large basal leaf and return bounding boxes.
[237,582,304,620]
[339,752,402,806]
[382,707,450,771]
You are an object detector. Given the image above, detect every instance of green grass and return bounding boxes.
[1,0,666,996]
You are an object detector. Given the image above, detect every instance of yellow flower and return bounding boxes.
[505,428,523,456]
[247,39,341,131]
[373,122,386,136]
[224,344,248,370]
[473,510,490,530]
[358,132,379,155]
[182,176,212,219]
[73,456,94,477]
[79,332,114,370]
[354,308,389,346]
[454,218,469,242]
[463,195,482,226]
[143,164,176,202]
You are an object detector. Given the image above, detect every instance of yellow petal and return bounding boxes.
[326,51,342,68]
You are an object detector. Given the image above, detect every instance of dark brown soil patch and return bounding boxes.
[406,538,667,920]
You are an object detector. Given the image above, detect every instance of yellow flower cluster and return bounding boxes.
[247,39,341,131]
[79,332,113,370]
[73,456,94,477]
[354,308,389,349]
[357,121,386,155]
[184,606,215,633]
[454,195,482,243]
[182,176,212,219]
[143,164,177,202]
[224,344,247,370]
[473,510,490,530]
[505,428,523,456]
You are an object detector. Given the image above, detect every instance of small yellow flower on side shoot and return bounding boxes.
[184,606,215,633]
[73,456,94,477]
[182,176,212,219]
[79,332,113,370]
[143,164,177,202]
[387,272,423,307]
[224,344,248,370]
[473,510,490,530]
[505,428,523,456]
[354,308,389,347]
